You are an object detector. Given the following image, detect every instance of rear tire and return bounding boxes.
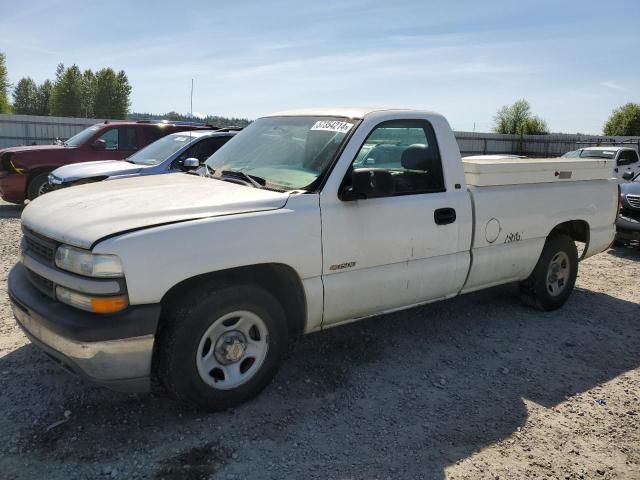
[155,284,288,410]
[519,233,578,311]
[27,172,53,200]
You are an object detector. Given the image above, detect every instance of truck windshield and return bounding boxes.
[64,126,100,147]
[204,116,355,191]
[127,134,193,165]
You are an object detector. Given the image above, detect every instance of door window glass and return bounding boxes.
[118,127,138,150]
[97,127,138,151]
[98,128,118,150]
[349,119,445,195]
[618,150,639,166]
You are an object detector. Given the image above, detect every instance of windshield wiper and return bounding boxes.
[221,170,266,189]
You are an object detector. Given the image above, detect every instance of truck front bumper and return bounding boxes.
[0,172,27,204]
[616,214,640,242]
[8,264,161,392]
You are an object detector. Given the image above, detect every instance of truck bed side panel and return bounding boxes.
[462,179,616,293]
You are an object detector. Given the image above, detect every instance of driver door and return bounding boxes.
[319,119,470,326]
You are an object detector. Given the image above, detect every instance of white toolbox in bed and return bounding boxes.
[462,156,615,187]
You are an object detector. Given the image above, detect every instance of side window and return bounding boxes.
[96,127,138,151]
[171,140,203,169]
[618,150,639,166]
[176,137,229,163]
[118,127,138,151]
[193,137,228,162]
[176,142,201,162]
[349,119,445,196]
[97,128,118,150]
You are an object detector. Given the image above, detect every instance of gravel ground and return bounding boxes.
[0,198,639,480]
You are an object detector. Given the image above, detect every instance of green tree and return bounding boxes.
[493,99,548,135]
[80,69,95,117]
[0,52,11,113]
[603,103,640,136]
[50,64,83,117]
[93,68,131,119]
[114,70,131,119]
[12,77,39,114]
[35,79,53,115]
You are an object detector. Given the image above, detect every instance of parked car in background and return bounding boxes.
[616,171,640,245]
[0,120,215,203]
[9,107,617,409]
[562,146,640,182]
[48,129,240,190]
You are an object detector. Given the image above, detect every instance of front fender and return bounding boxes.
[92,194,323,305]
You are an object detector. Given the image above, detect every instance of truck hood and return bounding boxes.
[1,145,66,154]
[22,173,290,249]
[52,160,142,182]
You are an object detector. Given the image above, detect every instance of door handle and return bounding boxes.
[434,207,456,225]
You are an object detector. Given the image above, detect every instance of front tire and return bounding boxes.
[155,284,288,410]
[519,233,578,311]
[27,172,53,200]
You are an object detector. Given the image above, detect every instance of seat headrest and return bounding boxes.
[401,144,431,171]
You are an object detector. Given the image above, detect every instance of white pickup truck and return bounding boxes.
[9,108,617,409]
[562,146,640,181]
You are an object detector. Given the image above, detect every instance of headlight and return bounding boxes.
[48,174,62,185]
[55,245,124,278]
[56,286,128,313]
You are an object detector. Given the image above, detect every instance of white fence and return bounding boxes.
[1,113,639,157]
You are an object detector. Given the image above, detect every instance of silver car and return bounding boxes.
[48,129,239,189]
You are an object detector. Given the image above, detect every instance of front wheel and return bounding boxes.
[155,284,288,410]
[27,172,53,200]
[519,233,578,311]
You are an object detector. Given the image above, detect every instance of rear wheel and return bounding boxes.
[155,284,288,410]
[519,233,578,311]
[27,172,53,200]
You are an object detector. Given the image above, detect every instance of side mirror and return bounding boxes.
[90,139,107,150]
[182,157,200,171]
[622,171,634,181]
[341,168,394,201]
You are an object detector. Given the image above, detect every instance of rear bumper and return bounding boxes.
[9,263,161,392]
[0,172,27,203]
[616,214,640,241]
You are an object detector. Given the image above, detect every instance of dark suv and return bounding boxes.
[617,172,640,244]
[0,120,214,203]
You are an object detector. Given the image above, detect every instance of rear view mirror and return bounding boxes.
[622,171,634,181]
[182,158,200,171]
[341,168,394,201]
[90,139,106,150]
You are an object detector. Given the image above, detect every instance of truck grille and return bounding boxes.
[23,229,57,265]
[627,194,640,209]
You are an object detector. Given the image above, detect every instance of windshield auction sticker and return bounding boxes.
[310,120,354,133]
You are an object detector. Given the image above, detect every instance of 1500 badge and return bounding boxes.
[504,232,522,243]
[330,261,356,271]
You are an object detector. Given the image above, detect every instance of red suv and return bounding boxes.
[0,120,214,203]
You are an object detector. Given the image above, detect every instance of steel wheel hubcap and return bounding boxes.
[546,251,570,297]
[38,182,51,196]
[196,310,269,390]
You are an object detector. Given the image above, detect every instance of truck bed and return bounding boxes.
[463,156,614,187]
